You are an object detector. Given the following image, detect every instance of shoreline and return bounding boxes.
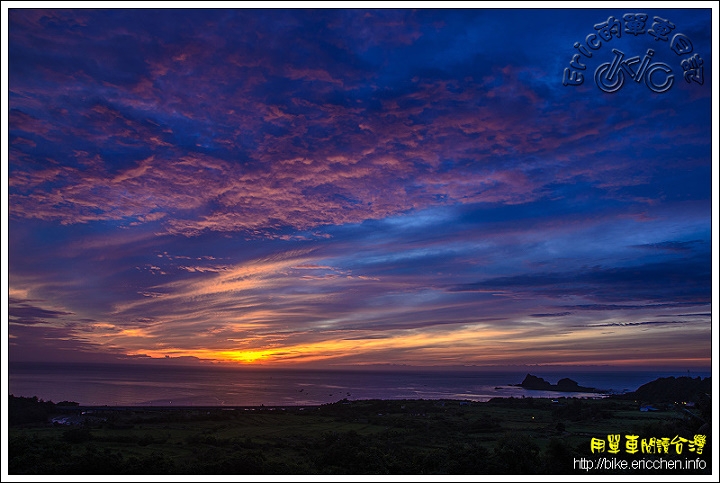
[23,393,615,416]
[8,369,710,407]
[10,388,612,409]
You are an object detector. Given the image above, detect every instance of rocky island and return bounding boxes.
[516,374,603,393]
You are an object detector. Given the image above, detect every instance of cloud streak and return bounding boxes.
[6,8,712,369]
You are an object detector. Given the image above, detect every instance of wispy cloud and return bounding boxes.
[7,8,712,368]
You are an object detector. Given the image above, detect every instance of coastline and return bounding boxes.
[8,363,710,407]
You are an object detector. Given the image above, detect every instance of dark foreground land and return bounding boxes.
[8,384,712,475]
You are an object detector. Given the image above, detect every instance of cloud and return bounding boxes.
[561,303,707,311]
[10,10,709,238]
[530,312,572,318]
[6,9,711,368]
[631,240,703,252]
[447,257,711,304]
[583,320,701,328]
[8,298,74,325]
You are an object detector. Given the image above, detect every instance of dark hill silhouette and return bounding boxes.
[614,376,711,403]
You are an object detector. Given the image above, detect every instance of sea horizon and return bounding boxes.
[7,361,712,408]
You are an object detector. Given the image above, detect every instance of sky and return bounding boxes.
[3,5,717,370]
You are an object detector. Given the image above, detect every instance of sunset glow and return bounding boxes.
[4,7,713,372]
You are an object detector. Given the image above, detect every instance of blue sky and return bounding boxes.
[3,6,716,369]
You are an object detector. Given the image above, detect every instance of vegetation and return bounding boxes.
[616,376,711,406]
[7,392,711,475]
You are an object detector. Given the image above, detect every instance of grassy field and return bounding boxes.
[7,396,712,475]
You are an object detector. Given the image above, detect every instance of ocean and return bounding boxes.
[7,362,712,407]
